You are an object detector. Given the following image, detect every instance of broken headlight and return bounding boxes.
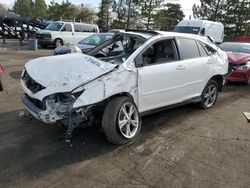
[71,86,85,99]
[233,61,250,71]
[57,93,74,103]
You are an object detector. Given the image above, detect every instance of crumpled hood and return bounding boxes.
[24,53,117,91]
[226,52,250,65]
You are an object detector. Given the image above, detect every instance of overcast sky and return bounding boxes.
[0,0,200,19]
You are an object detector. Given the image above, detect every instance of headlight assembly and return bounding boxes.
[233,61,250,70]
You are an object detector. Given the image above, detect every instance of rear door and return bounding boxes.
[176,37,214,98]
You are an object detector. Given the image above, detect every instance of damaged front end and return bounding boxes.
[20,53,118,128]
[21,92,92,126]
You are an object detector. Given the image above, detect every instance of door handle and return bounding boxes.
[176,65,185,70]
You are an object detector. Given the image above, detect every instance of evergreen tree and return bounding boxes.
[154,3,185,31]
[34,0,47,18]
[76,4,95,23]
[193,0,250,36]
[97,0,112,29]
[13,0,34,17]
[135,0,164,29]
[48,0,75,20]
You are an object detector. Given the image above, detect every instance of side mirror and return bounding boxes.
[200,28,205,36]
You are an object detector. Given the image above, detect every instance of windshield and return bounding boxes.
[89,34,146,64]
[219,43,250,54]
[79,34,113,46]
[174,26,200,34]
[45,22,64,31]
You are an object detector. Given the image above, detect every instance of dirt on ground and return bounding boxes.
[1,45,250,188]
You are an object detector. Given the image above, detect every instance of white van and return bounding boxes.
[174,20,224,44]
[36,21,99,47]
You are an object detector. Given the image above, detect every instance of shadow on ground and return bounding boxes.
[0,84,249,185]
[0,103,197,184]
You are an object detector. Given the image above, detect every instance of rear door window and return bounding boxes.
[178,38,200,59]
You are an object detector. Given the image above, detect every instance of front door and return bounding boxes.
[61,23,74,44]
[137,38,189,113]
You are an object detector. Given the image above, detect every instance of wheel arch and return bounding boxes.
[104,92,136,105]
[54,38,64,45]
[91,92,137,113]
[210,75,224,92]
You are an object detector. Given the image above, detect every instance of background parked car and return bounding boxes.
[220,42,250,84]
[53,33,114,55]
[36,21,99,48]
[174,20,224,44]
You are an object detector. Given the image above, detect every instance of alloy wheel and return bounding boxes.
[118,102,139,139]
[203,84,218,108]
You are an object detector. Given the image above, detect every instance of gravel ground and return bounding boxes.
[0,46,250,188]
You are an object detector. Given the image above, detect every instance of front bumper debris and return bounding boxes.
[21,95,67,124]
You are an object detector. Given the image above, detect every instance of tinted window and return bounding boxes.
[74,24,97,32]
[196,41,208,57]
[179,38,200,59]
[142,39,177,65]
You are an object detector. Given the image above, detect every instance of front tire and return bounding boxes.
[54,39,63,48]
[199,79,219,109]
[102,97,141,145]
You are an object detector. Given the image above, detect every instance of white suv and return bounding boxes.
[21,30,228,145]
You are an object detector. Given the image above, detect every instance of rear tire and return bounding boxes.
[199,79,219,109]
[102,97,141,145]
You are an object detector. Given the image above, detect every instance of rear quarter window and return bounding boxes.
[196,41,208,57]
[204,44,217,55]
[178,38,200,59]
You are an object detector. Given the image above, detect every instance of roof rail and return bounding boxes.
[125,29,159,35]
